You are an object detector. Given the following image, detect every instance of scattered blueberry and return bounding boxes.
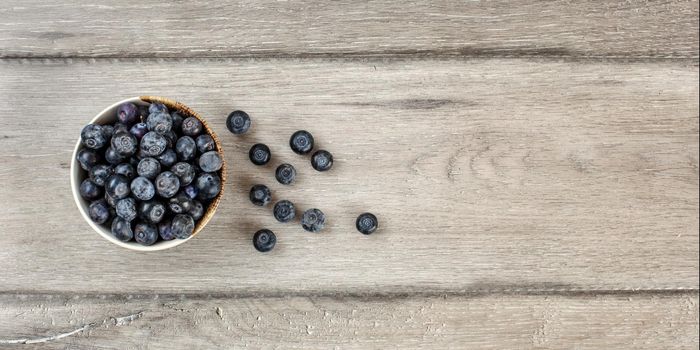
[137,157,161,179]
[249,184,271,206]
[253,229,276,252]
[199,151,223,172]
[117,102,139,125]
[89,199,111,224]
[183,184,198,199]
[134,222,159,246]
[175,136,196,161]
[171,162,196,186]
[290,130,314,155]
[171,214,195,239]
[81,124,106,149]
[130,176,155,201]
[158,219,175,240]
[129,122,148,140]
[147,112,173,134]
[311,150,333,171]
[105,174,130,200]
[273,200,295,223]
[181,117,203,136]
[249,143,271,166]
[114,163,135,180]
[116,197,137,221]
[89,164,113,186]
[138,200,166,224]
[275,163,296,185]
[149,102,169,114]
[155,171,180,198]
[79,178,103,200]
[156,148,177,167]
[140,131,167,157]
[77,148,101,171]
[111,131,138,157]
[196,134,216,153]
[226,110,251,134]
[188,200,204,221]
[111,217,134,242]
[104,147,126,165]
[301,208,326,233]
[168,192,193,214]
[356,213,378,235]
[195,173,221,200]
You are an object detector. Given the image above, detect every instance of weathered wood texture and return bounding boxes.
[0,293,697,349]
[0,59,697,294]
[0,0,697,58]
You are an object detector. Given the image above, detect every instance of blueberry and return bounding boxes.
[181,117,203,136]
[249,184,271,206]
[199,151,223,172]
[111,131,138,157]
[188,200,204,220]
[116,197,137,221]
[76,148,101,170]
[138,104,150,118]
[171,162,195,186]
[275,163,296,185]
[290,130,314,155]
[114,163,135,180]
[168,192,193,214]
[226,110,251,134]
[130,176,155,201]
[183,184,198,199]
[79,179,103,201]
[89,164,113,187]
[311,150,333,171]
[149,102,169,114]
[138,200,166,224]
[356,212,378,235]
[104,147,126,165]
[88,199,111,224]
[249,143,271,166]
[171,214,195,239]
[156,148,177,167]
[81,124,106,149]
[155,171,180,198]
[140,131,167,157]
[105,191,118,207]
[129,122,148,140]
[195,172,221,200]
[137,157,161,179]
[301,208,326,233]
[101,125,114,140]
[253,229,276,252]
[111,217,133,242]
[164,130,178,148]
[196,134,216,153]
[129,156,141,167]
[171,112,184,131]
[113,123,129,134]
[146,112,173,134]
[134,222,159,246]
[273,200,295,223]
[158,219,175,241]
[105,174,130,200]
[117,102,139,125]
[175,136,196,161]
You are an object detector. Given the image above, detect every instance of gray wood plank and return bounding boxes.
[0,58,697,294]
[0,293,697,349]
[0,0,697,58]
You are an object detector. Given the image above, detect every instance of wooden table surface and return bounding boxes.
[0,1,698,348]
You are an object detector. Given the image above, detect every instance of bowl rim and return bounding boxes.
[70,96,226,251]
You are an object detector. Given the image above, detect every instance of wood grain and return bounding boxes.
[0,293,697,349]
[0,0,697,58]
[0,59,696,294]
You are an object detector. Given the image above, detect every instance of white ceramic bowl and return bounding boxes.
[70,96,226,251]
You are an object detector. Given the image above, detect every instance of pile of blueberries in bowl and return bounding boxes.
[73,98,224,249]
